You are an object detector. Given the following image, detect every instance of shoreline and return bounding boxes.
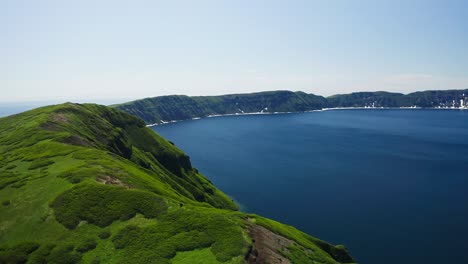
[146,106,467,127]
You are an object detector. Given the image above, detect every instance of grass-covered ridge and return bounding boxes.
[0,103,354,263]
[115,90,328,124]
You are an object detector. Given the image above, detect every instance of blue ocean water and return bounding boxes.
[153,109,468,264]
[0,104,39,118]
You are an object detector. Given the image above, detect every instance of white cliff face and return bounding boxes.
[431,95,468,109]
[461,98,468,109]
[462,94,467,109]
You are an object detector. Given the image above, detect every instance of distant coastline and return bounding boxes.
[146,106,467,127]
[116,89,468,126]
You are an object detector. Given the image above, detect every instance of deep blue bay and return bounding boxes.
[152,109,468,264]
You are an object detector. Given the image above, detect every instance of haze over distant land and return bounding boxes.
[0,99,133,118]
[2,0,468,102]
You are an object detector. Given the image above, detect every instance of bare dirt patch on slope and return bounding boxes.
[97,175,130,188]
[246,224,292,264]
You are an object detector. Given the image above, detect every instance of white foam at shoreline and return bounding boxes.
[145,106,467,127]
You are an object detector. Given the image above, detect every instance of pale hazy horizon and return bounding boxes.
[2,0,468,102]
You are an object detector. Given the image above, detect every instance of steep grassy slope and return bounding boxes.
[115,91,328,124]
[0,103,354,264]
[115,89,468,124]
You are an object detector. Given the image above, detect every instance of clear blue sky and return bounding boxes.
[2,0,468,103]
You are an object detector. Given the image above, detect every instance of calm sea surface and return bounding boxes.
[153,109,468,264]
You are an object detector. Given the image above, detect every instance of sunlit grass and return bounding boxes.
[0,103,354,263]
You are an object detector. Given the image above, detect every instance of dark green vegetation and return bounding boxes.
[0,103,354,263]
[51,183,168,229]
[328,89,468,108]
[115,89,468,124]
[115,91,328,124]
[111,208,246,263]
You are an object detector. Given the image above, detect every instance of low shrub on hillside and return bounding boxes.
[28,243,57,263]
[57,167,103,184]
[112,209,247,263]
[76,239,97,253]
[46,244,81,264]
[28,159,55,170]
[11,181,26,188]
[0,242,39,264]
[51,183,167,229]
[0,171,20,190]
[98,230,111,239]
[5,164,16,170]
[29,243,84,264]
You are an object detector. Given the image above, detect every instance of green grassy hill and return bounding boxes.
[0,103,354,264]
